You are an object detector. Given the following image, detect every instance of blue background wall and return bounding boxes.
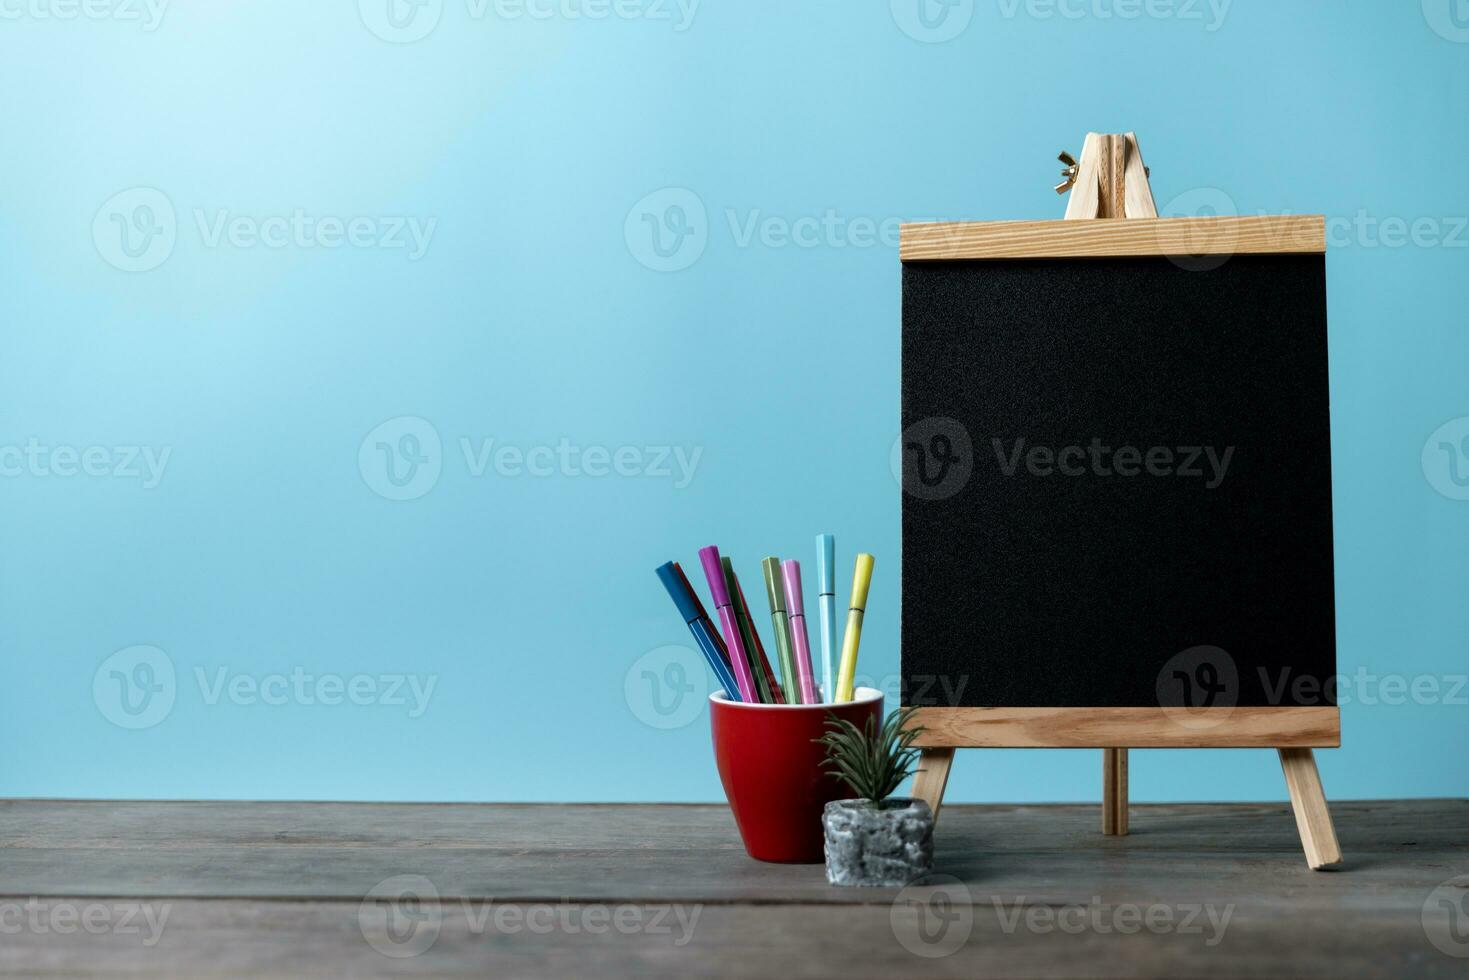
[1,1,1465,802]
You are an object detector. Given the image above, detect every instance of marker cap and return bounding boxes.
[816,534,836,595]
[760,557,786,613]
[781,559,805,616]
[849,553,875,611]
[655,561,701,623]
[699,545,732,607]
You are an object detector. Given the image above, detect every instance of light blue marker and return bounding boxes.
[816,534,838,703]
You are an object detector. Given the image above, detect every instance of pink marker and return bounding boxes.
[781,559,821,704]
[698,546,759,702]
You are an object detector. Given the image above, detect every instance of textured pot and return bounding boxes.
[823,797,934,886]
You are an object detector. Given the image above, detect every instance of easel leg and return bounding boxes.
[1103,749,1128,835]
[912,748,955,822]
[1278,748,1342,870]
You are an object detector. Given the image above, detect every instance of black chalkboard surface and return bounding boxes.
[900,239,1335,710]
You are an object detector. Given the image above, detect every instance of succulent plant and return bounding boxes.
[815,706,925,805]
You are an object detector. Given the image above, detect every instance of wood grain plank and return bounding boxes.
[1122,132,1158,219]
[1103,748,1128,835]
[906,707,1340,748]
[911,748,955,820]
[1,800,1459,902]
[900,215,1325,261]
[1062,132,1104,220]
[0,895,1458,979]
[0,801,1463,977]
[5,800,1457,854]
[1103,133,1125,219]
[1279,748,1344,870]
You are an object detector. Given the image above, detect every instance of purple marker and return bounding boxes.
[781,559,821,704]
[698,546,759,703]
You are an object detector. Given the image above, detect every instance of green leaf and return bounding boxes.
[815,707,927,802]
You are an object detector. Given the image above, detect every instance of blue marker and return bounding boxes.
[816,534,837,703]
[656,561,742,701]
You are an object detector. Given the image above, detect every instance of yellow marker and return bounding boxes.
[834,553,874,702]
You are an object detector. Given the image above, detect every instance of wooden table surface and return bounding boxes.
[1,799,1465,978]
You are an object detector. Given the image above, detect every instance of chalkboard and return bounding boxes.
[899,218,1335,716]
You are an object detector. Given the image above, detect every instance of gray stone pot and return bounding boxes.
[822,797,934,886]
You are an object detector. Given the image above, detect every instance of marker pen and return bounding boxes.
[816,534,838,702]
[726,558,784,704]
[655,561,741,700]
[697,546,759,703]
[835,553,874,703]
[761,557,800,703]
[672,561,733,675]
[781,559,820,705]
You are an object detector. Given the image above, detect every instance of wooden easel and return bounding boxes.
[908,132,1343,870]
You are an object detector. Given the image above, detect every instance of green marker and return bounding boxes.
[722,558,775,703]
[761,556,800,704]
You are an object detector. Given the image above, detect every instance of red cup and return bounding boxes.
[710,686,884,863]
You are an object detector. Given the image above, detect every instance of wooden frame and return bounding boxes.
[900,214,1325,261]
[908,707,1340,749]
[902,132,1343,870]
